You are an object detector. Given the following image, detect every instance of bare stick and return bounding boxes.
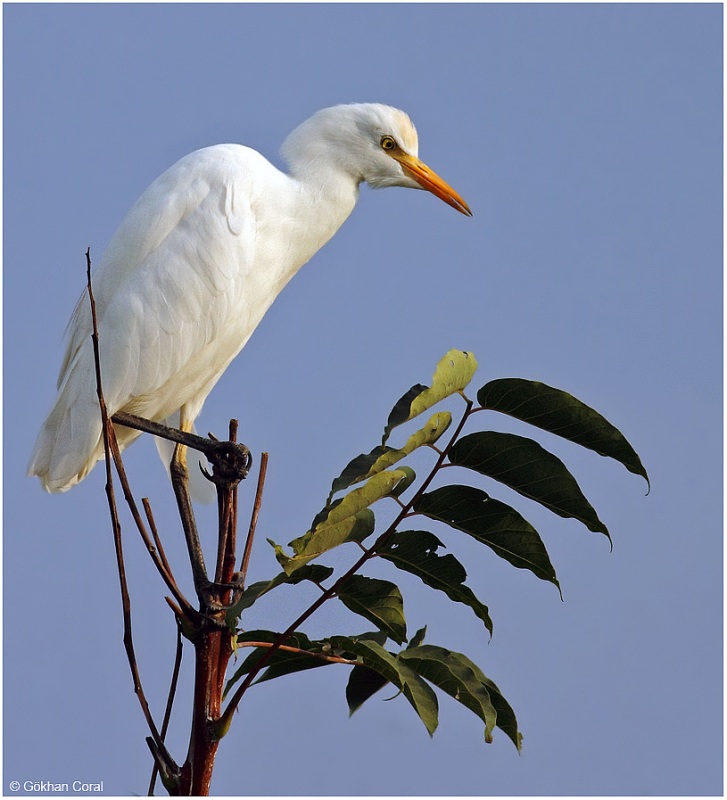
[214,420,238,587]
[143,498,173,578]
[239,452,268,587]
[224,419,239,590]
[86,249,179,785]
[234,640,358,666]
[106,421,201,626]
[113,411,216,454]
[148,621,185,796]
[170,449,212,607]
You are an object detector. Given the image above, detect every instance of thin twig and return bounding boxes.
[214,496,232,586]
[108,426,202,625]
[86,249,179,784]
[234,640,358,666]
[112,410,216,454]
[239,451,269,587]
[170,449,212,607]
[214,422,238,587]
[143,497,173,578]
[222,419,240,590]
[148,621,185,796]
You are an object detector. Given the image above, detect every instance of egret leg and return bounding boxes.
[170,414,212,607]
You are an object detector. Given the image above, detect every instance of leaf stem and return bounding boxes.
[234,641,358,666]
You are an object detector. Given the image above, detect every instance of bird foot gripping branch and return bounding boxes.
[199,438,253,489]
[111,410,253,618]
[111,411,252,487]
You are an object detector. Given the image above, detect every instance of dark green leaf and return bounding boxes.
[378,530,494,635]
[449,431,610,539]
[383,350,477,443]
[478,378,649,488]
[383,384,429,445]
[414,485,560,590]
[283,564,336,585]
[329,635,439,736]
[401,645,522,750]
[337,575,407,644]
[225,630,323,696]
[407,626,428,649]
[399,645,497,744]
[225,579,274,622]
[256,650,330,685]
[330,445,392,499]
[470,666,523,751]
[346,665,389,715]
[351,630,390,646]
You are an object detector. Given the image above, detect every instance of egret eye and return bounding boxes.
[380,135,397,152]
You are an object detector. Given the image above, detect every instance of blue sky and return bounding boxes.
[4,3,722,796]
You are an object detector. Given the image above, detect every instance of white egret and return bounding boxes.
[29,103,471,495]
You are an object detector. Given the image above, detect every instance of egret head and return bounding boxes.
[281,103,472,216]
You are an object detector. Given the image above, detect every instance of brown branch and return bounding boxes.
[214,420,239,587]
[112,411,216,454]
[148,621,185,796]
[107,415,203,626]
[87,251,257,795]
[240,451,269,587]
[234,640,358,666]
[170,451,212,607]
[86,249,179,787]
[143,498,174,578]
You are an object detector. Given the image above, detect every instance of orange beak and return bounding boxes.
[392,150,472,216]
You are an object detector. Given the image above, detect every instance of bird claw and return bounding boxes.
[198,440,253,487]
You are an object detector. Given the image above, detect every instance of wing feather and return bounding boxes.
[69,145,258,407]
[32,144,265,491]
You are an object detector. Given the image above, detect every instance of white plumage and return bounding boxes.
[29,103,471,494]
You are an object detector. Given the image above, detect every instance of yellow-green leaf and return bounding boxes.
[383,350,477,443]
[274,510,375,576]
[411,350,478,416]
[329,411,451,500]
